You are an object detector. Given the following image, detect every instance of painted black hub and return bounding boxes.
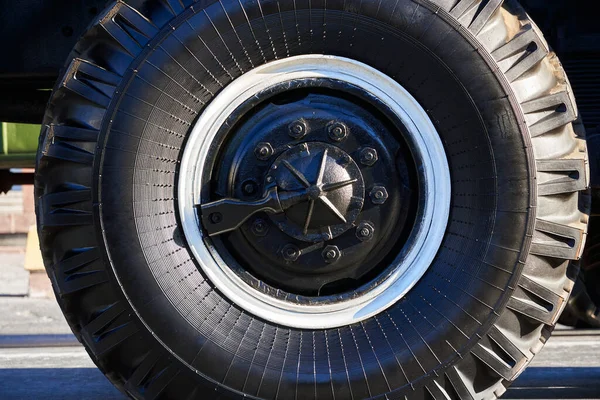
[269,142,365,243]
[201,83,418,296]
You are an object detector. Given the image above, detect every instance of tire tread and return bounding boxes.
[35,0,589,399]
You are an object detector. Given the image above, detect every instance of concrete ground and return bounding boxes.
[1,296,599,399]
[0,252,124,399]
[0,253,28,296]
[1,250,600,399]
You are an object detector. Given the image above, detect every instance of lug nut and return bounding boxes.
[356,221,375,242]
[322,245,341,264]
[328,122,348,142]
[251,218,269,236]
[288,120,307,139]
[282,244,300,262]
[370,186,388,205]
[359,147,378,166]
[255,142,274,160]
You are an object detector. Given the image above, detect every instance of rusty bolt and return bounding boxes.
[356,221,375,242]
[322,245,341,264]
[359,147,378,166]
[255,142,274,160]
[370,186,388,205]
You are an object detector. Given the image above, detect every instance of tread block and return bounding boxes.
[39,187,93,227]
[537,159,587,196]
[162,0,185,15]
[530,219,585,260]
[470,325,528,382]
[522,92,578,137]
[507,275,565,325]
[450,0,480,20]
[444,366,475,400]
[487,325,528,372]
[81,302,139,356]
[471,342,513,380]
[41,124,98,164]
[425,380,451,400]
[491,25,547,82]
[99,1,158,56]
[448,0,503,34]
[125,350,179,400]
[468,0,503,35]
[61,59,120,107]
[50,247,108,295]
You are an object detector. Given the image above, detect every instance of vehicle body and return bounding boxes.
[0,0,598,399]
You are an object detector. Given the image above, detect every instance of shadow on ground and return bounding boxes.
[505,367,600,399]
[0,365,599,399]
[0,368,124,399]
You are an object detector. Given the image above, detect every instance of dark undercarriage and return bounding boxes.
[0,1,598,132]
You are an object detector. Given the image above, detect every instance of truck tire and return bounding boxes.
[35,0,588,399]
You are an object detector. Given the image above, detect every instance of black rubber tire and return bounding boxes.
[35,0,588,399]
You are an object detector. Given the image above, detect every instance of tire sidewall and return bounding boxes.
[41,0,537,398]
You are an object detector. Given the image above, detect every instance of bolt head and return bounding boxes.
[242,180,257,195]
[251,218,268,236]
[282,244,300,262]
[209,212,223,224]
[288,120,307,139]
[255,142,274,161]
[322,245,341,263]
[359,147,378,166]
[356,221,375,242]
[369,186,388,205]
[328,122,348,142]
[339,154,351,166]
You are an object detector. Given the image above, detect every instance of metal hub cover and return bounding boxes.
[269,142,364,243]
[178,55,451,329]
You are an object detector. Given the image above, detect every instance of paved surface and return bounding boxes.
[0,253,28,296]
[0,347,124,400]
[0,297,70,335]
[0,328,599,398]
[1,264,599,399]
[505,330,600,399]
[0,296,123,399]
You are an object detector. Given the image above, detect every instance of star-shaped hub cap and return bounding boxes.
[269,142,365,243]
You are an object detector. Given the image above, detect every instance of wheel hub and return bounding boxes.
[197,81,419,295]
[178,55,451,328]
[270,142,364,243]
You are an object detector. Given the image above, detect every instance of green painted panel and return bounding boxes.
[1,123,41,154]
[0,123,39,169]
